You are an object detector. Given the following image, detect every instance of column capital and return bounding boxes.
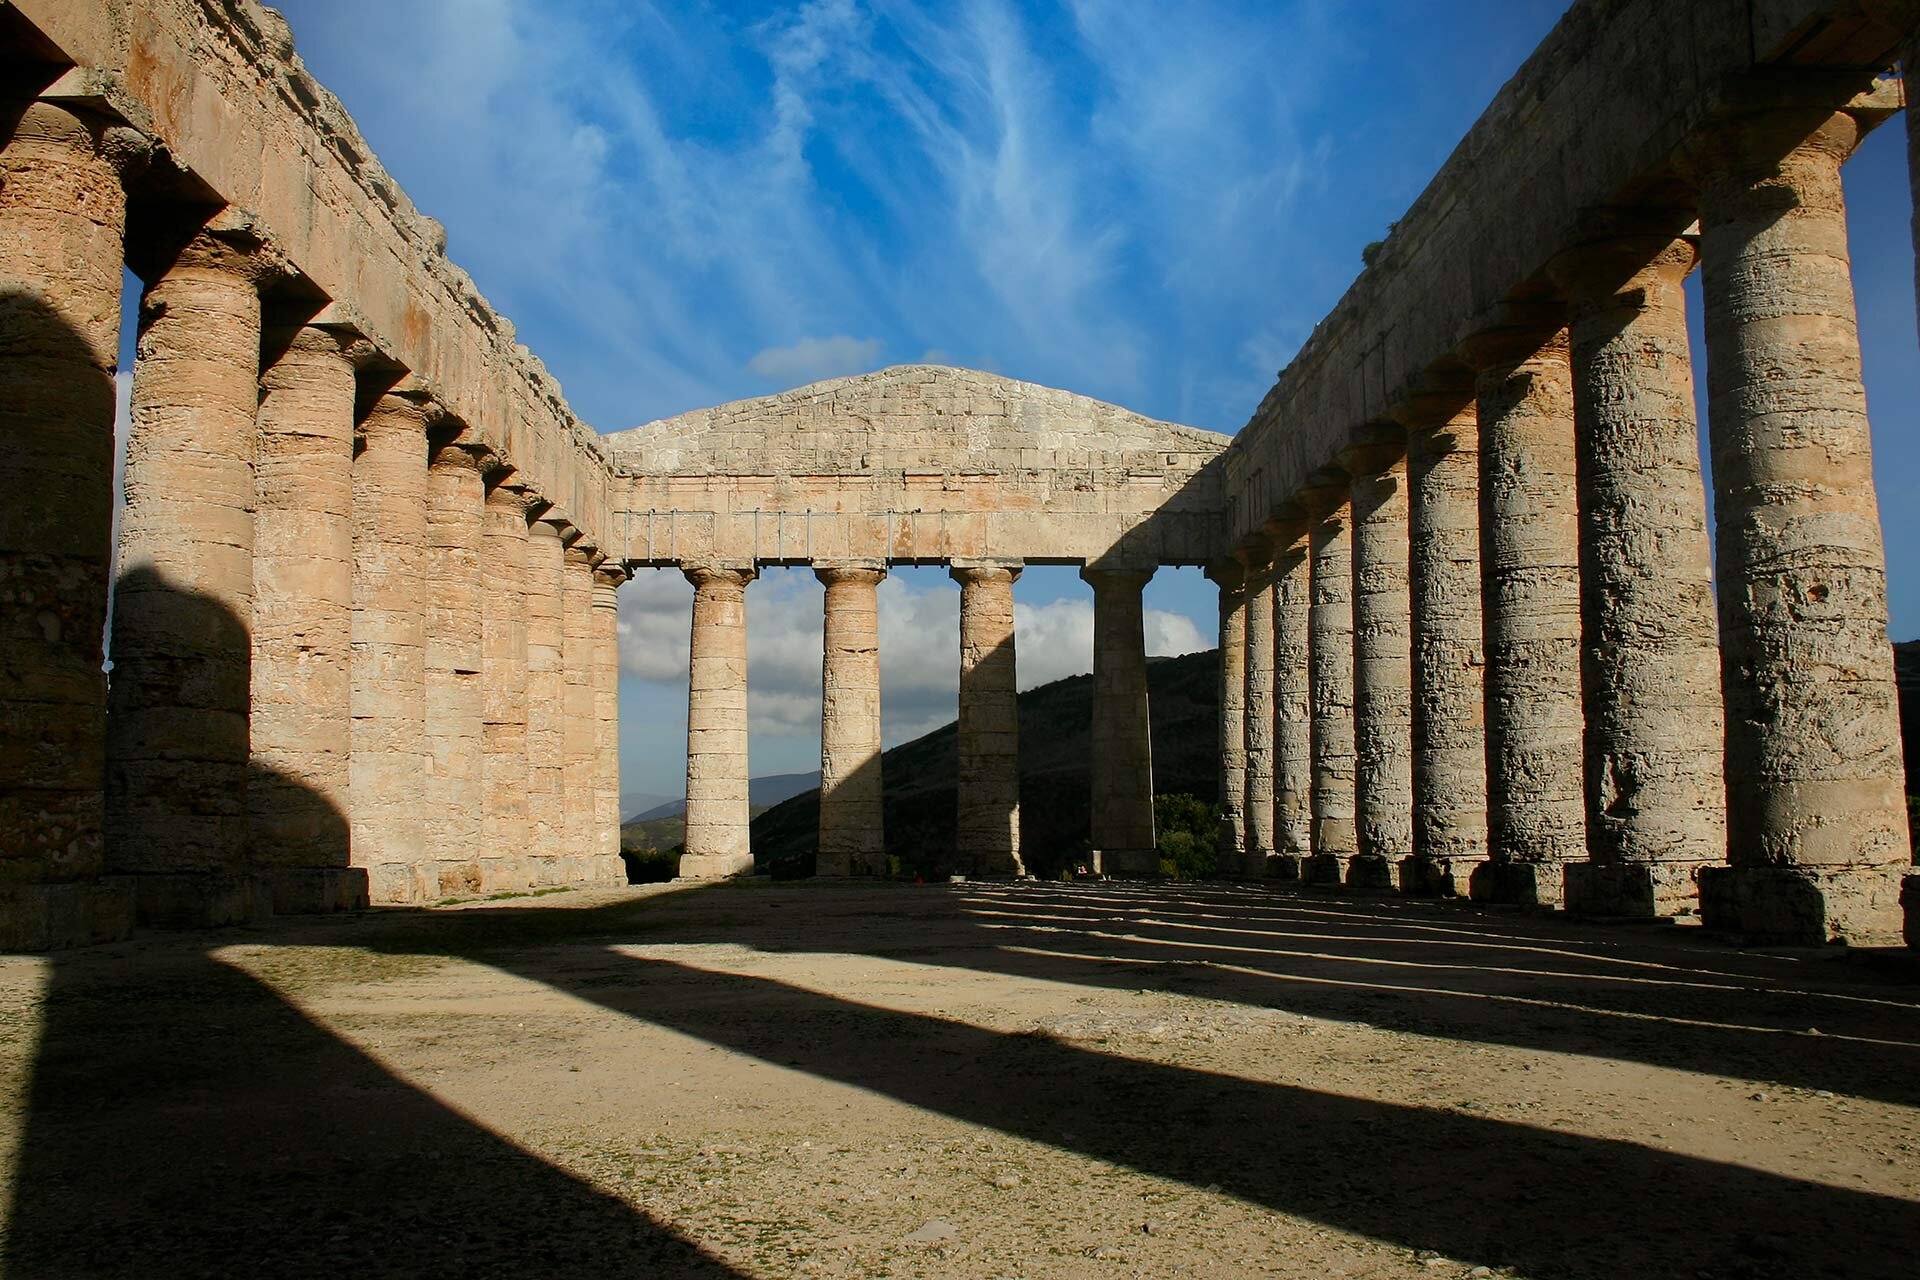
[814,560,887,588]
[1387,364,1477,433]
[1202,557,1245,590]
[1294,470,1353,523]
[427,440,485,473]
[592,562,629,591]
[1678,99,1869,186]
[1457,301,1567,374]
[1261,501,1310,550]
[133,220,294,292]
[1547,226,1697,303]
[949,559,1021,586]
[682,562,757,591]
[359,387,438,443]
[262,320,382,370]
[1079,562,1155,592]
[1232,534,1275,581]
[1336,423,1407,479]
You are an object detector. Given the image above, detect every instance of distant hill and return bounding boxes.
[627,771,820,824]
[751,648,1221,879]
[619,791,676,823]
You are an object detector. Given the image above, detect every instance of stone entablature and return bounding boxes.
[606,366,1228,568]
[11,0,614,549]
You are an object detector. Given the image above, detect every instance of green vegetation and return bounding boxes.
[1154,793,1221,879]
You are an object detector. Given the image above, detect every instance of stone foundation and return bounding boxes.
[1564,861,1700,921]
[1699,865,1906,947]
[1469,861,1559,909]
[0,881,136,953]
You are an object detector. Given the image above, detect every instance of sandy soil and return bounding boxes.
[0,878,1916,1279]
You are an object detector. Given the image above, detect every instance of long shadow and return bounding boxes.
[396,928,1920,1280]
[3,945,746,1278]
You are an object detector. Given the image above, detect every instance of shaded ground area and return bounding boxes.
[2,880,1917,1278]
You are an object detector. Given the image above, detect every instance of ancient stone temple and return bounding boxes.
[1,0,1917,950]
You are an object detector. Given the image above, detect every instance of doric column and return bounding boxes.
[1236,543,1277,876]
[1398,387,1487,897]
[592,564,625,867]
[1461,316,1585,908]
[1344,435,1414,892]
[523,516,568,865]
[1083,564,1158,875]
[251,323,361,914]
[1300,480,1356,886]
[952,561,1024,877]
[816,562,887,877]
[1269,522,1314,874]
[0,102,141,946]
[681,563,757,879]
[424,439,486,890]
[1204,559,1248,867]
[479,479,532,888]
[108,226,280,926]
[1691,108,1909,943]
[350,390,434,904]
[1553,232,1725,918]
[561,545,598,862]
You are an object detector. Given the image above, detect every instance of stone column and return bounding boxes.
[351,391,434,904]
[1300,482,1356,886]
[0,102,141,947]
[523,516,568,865]
[1237,543,1277,876]
[1553,233,1725,918]
[952,561,1024,877]
[592,565,625,870]
[1399,390,1487,897]
[1084,565,1158,875]
[108,227,279,927]
[1344,438,1414,892]
[479,479,532,890]
[1462,317,1585,907]
[1692,109,1909,943]
[424,439,486,893]
[1269,523,1314,875]
[1204,559,1248,867]
[251,323,361,914]
[681,563,757,879]
[562,545,599,866]
[816,563,887,877]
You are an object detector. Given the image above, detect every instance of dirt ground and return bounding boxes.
[0,878,1916,1279]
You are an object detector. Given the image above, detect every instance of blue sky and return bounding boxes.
[264,0,1920,805]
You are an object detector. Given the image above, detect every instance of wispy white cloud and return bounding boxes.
[747,336,886,384]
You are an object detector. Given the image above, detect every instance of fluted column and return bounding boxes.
[592,565,625,868]
[952,561,1023,877]
[1270,525,1314,874]
[424,440,486,891]
[1462,318,1584,907]
[109,227,279,926]
[1204,559,1248,867]
[816,563,887,877]
[1553,233,1725,918]
[1236,543,1276,875]
[1084,565,1158,875]
[251,323,361,914]
[523,516,568,865]
[1399,390,1487,897]
[480,479,532,888]
[1344,438,1413,892]
[1691,108,1908,943]
[351,391,434,904]
[561,545,598,864]
[0,102,141,946]
[681,563,757,879]
[1301,482,1356,886]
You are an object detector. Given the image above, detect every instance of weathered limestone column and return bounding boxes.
[251,323,362,914]
[1300,481,1356,886]
[1204,559,1248,867]
[0,102,142,946]
[424,439,486,892]
[952,561,1024,877]
[1343,437,1414,893]
[1691,108,1909,943]
[108,227,280,927]
[479,479,533,889]
[1084,564,1158,875]
[1462,317,1585,907]
[523,516,569,864]
[681,563,757,879]
[1554,233,1725,918]
[592,565,625,869]
[561,545,599,866]
[1398,388,1487,897]
[1269,521,1314,875]
[816,563,887,877]
[351,390,434,904]
[1235,543,1277,876]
